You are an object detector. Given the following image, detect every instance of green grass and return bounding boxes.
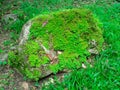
[1,0,105,33]
[1,0,74,33]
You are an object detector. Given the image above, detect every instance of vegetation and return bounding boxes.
[0,0,120,90]
[8,8,104,81]
[42,1,120,90]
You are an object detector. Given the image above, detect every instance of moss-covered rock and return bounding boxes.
[8,9,104,81]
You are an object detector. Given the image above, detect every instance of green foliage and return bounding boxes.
[86,2,120,58]
[25,68,41,81]
[49,64,60,74]
[1,0,119,89]
[3,40,11,46]
[10,32,19,41]
[8,41,50,81]
[28,54,41,67]
[1,0,74,34]
[8,51,17,66]
[0,48,3,53]
[23,41,40,55]
[8,9,104,81]
[30,8,104,72]
[42,2,120,90]
[0,61,7,66]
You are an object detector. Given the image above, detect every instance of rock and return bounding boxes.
[44,78,54,86]
[89,39,97,47]
[19,20,32,45]
[2,14,17,24]
[8,9,104,81]
[82,63,87,69]
[0,53,8,61]
[21,82,29,90]
[57,51,62,55]
[88,48,99,54]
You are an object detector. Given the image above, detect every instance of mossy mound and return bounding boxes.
[8,9,104,81]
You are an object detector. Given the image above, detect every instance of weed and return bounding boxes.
[0,49,3,53]
[0,70,15,90]
[3,40,11,46]
[0,61,7,66]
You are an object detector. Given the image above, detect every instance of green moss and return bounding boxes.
[29,8,104,72]
[25,68,41,81]
[8,51,18,66]
[28,54,41,67]
[8,41,49,81]
[8,8,104,81]
[23,41,40,55]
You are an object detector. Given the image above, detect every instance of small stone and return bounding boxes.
[2,14,17,24]
[44,82,49,86]
[89,39,97,46]
[0,53,8,61]
[57,51,62,55]
[82,63,87,69]
[88,48,98,54]
[49,78,54,83]
[21,82,29,90]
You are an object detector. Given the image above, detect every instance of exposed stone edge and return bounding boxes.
[19,20,32,45]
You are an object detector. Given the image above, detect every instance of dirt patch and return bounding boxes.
[0,31,10,50]
[0,64,66,90]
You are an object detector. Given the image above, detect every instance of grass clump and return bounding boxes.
[8,8,104,81]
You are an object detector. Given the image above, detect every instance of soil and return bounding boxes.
[0,64,65,90]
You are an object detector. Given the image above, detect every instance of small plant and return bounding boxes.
[0,48,3,53]
[34,81,40,87]
[0,70,15,90]
[0,61,7,66]
[10,32,19,41]
[0,87,5,90]
[3,40,11,46]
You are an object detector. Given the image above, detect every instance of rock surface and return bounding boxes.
[8,9,104,81]
[2,14,18,25]
[0,53,8,62]
[19,20,32,45]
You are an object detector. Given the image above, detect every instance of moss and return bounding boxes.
[8,41,49,81]
[24,68,41,81]
[8,51,18,66]
[23,41,40,55]
[8,8,104,81]
[29,8,104,72]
